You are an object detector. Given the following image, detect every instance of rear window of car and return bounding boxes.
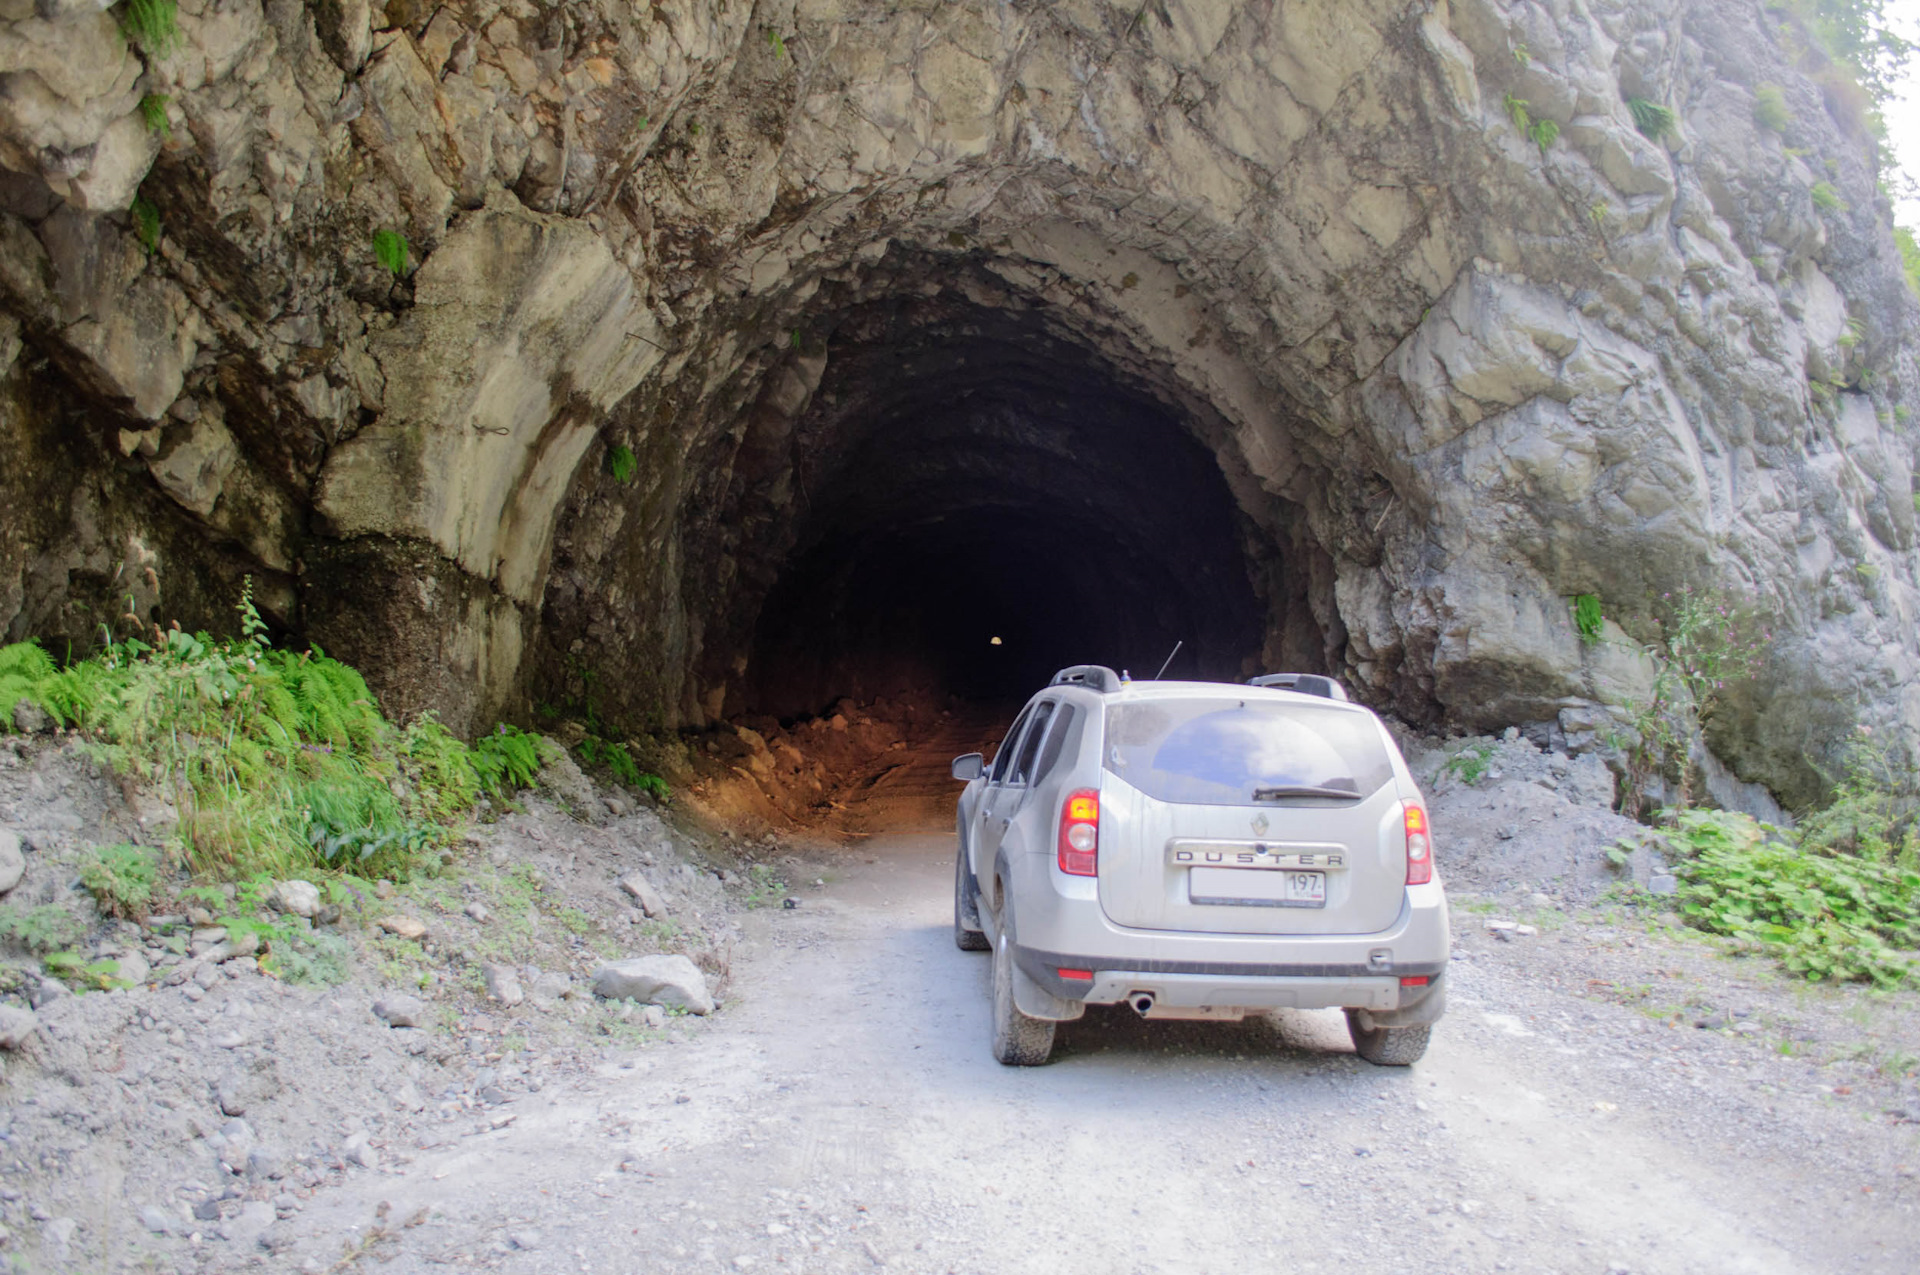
[1101,697,1394,806]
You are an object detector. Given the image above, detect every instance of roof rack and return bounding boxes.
[1050,665,1122,692]
[1248,672,1349,701]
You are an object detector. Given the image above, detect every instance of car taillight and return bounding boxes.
[1404,803,1433,885]
[1058,788,1099,876]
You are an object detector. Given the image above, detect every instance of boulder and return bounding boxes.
[592,955,713,1015]
[0,829,23,895]
[0,1005,39,1049]
[9,700,50,733]
[372,995,426,1028]
[483,962,524,1006]
[529,970,572,1007]
[377,915,428,940]
[617,871,666,918]
[272,879,321,918]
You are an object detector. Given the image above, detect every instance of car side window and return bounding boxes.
[1008,701,1056,786]
[1033,704,1078,783]
[988,707,1033,785]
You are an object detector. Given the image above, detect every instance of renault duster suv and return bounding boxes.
[951,667,1448,1066]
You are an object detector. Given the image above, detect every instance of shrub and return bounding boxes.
[1656,808,1919,987]
[1753,84,1790,132]
[1627,97,1677,140]
[1810,180,1846,212]
[80,844,160,919]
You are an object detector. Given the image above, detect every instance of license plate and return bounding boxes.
[1188,866,1326,908]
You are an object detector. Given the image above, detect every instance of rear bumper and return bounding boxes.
[1004,860,1450,1015]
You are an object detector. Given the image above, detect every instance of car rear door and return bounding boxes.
[978,700,1055,874]
[969,703,1034,883]
[1095,693,1410,936]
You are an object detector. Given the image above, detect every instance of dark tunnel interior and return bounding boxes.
[742,299,1270,720]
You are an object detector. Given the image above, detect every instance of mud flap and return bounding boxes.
[1012,960,1086,1022]
[1353,972,1447,1031]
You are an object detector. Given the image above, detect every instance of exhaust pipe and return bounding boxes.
[1128,992,1155,1017]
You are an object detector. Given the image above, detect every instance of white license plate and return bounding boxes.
[1189,866,1326,908]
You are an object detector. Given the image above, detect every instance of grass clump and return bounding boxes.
[0,579,538,882]
[1441,743,1493,786]
[117,0,181,59]
[138,94,171,140]
[1627,97,1677,141]
[1753,84,1790,132]
[607,443,637,484]
[131,196,161,256]
[372,228,410,276]
[1572,593,1604,642]
[1810,180,1846,212]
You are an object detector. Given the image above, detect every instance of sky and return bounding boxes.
[1887,10,1920,229]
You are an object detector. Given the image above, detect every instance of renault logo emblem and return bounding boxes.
[1250,813,1269,836]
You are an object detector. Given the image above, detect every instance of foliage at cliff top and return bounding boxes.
[0,583,540,881]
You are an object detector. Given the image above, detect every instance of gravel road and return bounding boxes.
[278,832,1920,1275]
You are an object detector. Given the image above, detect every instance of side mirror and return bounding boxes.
[951,753,985,782]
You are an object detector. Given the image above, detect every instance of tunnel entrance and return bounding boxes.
[741,298,1266,720]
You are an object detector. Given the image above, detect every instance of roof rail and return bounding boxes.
[1050,665,1122,692]
[1248,672,1349,701]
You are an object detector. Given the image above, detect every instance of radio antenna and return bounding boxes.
[1152,640,1184,681]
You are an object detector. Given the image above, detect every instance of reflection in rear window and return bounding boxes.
[1102,699,1394,806]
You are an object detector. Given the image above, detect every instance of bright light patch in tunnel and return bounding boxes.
[990,636,1002,645]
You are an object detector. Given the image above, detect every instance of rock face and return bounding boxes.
[1,1,1916,805]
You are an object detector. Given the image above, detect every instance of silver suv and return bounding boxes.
[952,667,1449,1066]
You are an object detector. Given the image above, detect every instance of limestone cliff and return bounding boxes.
[1,0,1916,806]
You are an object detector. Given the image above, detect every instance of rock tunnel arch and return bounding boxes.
[3,0,1916,809]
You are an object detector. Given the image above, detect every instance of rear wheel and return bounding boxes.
[953,837,989,951]
[991,931,1055,1065]
[1345,1011,1431,1066]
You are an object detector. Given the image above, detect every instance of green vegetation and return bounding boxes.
[1783,0,1912,105]
[1810,180,1845,212]
[607,443,637,484]
[1442,743,1493,786]
[1503,93,1531,132]
[470,723,543,797]
[131,196,161,256]
[372,228,410,276]
[741,863,787,909]
[0,905,87,954]
[1620,586,1771,819]
[1894,226,1920,297]
[1752,84,1790,132]
[116,0,181,60]
[0,579,534,882]
[1627,97,1676,141]
[765,28,786,58]
[1572,593,1604,643]
[1647,806,1917,987]
[139,94,172,140]
[80,844,159,919]
[1528,117,1559,153]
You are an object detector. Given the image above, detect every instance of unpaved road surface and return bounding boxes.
[277,833,1920,1275]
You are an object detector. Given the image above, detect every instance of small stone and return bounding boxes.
[782,897,799,909]
[377,915,428,940]
[733,1257,757,1270]
[642,1004,667,1029]
[220,1200,276,1247]
[0,1005,38,1049]
[530,970,572,1006]
[193,1198,223,1221]
[510,1229,541,1250]
[1495,824,1518,840]
[139,1204,175,1235]
[593,955,714,1014]
[618,872,667,918]
[1528,892,1553,908]
[247,1147,283,1180]
[272,880,321,918]
[1514,924,1537,937]
[27,975,66,1008]
[0,829,23,894]
[1457,1199,1481,1215]
[1484,920,1518,932]
[10,700,50,734]
[373,995,427,1028]
[483,963,525,1007]
[111,950,151,986]
[1648,874,1678,895]
[465,900,491,923]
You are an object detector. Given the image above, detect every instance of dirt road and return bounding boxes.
[280,831,1920,1275]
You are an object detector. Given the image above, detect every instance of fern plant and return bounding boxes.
[1529,118,1559,152]
[372,228,410,276]
[607,444,637,483]
[1503,93,1531,131]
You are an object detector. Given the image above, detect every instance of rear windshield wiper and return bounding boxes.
[1252,784,1360,801]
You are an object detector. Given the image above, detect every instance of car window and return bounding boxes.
[1034,704,1079,783]
[1102,697,1394,806]
[988,706,1034,784]
[1008,701,1056,786]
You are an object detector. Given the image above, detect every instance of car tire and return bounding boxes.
[954,837,989,951]
[1345,1011,1431,1066]
[991,931,1055,1065]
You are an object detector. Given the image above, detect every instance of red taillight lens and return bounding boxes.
[1404,803,1433,885]
[1058,968,1093,981]
[1058,788,1099,876]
